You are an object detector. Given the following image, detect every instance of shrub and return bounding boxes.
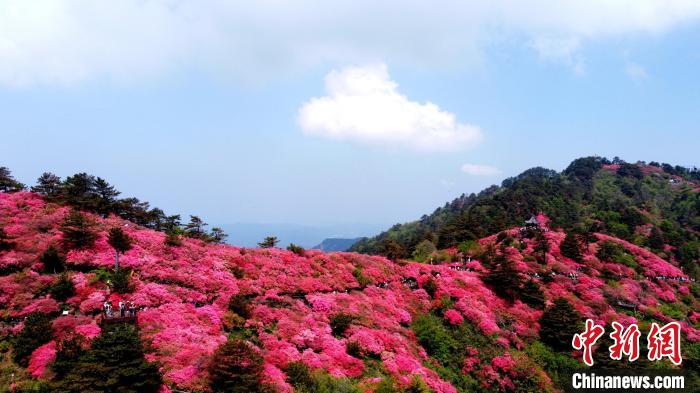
[374,378,401,393]
[412,240,437,262]
[287,243,305,256]
[310,372,360,393]
[406,375,431,393]
[230,265,245,279]
[111,268,134,293]
[287,363,361,393]
[228,294,252,319]
[330,313,356,337]
[525,341,580,390]
[596,241,626,262]
[286,361,315,391]
[458,240,482,257]
[345,341,362,358]
[411,314,454,366]
[164,232,182,247]
[49,274,75,302]
[0,227,15,251]
[422,278,438,298]
[351,267,370,287]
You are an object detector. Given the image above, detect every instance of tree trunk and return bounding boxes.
[115,251,119,271]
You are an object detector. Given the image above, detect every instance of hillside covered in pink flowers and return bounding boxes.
[0,161,699,392]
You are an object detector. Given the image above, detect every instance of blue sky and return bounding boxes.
[1,1,699,239]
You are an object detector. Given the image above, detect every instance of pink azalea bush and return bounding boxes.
[28,341,56,379]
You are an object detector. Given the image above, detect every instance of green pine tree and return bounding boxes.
[52,323,162,393]
[108,227,133,271]
[481,254,524,302]
[40,245,66,273]
[0,166,25,192]
[539,298,582,351]
[60,209,98,250]
[520,279,545,308]
[12,312,53,366]
[208,339,265,393]
[560,232,583,262]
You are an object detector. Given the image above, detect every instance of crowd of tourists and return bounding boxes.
[103,300,137,318]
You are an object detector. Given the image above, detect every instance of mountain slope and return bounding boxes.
[1,191,699,392]
[351,157,700,279]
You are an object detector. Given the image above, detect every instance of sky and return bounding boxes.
[2,1,700,242]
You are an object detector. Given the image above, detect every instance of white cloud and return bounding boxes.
[461,163,502,176]
[1,1,700,86]
[530,37,586,74]
[298,64,482,151]
[625,62,649,80]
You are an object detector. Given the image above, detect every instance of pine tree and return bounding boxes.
[184,215,208,239]
[481,253,523,303]
[209,227,228,244]
[0,167,25,192]
[539,298,582,351]
[12,312,53,366]
[51,335,87,378]
[60,209,98,250]
[108,227,133,271]
[647,226,664,251]
[533,230,549,264]
[208,340,265,393]
[52,323,162,393]
[31,172,63,200]
[162,214,182,233]
[520,279,545,308]
[93,177,120,216]
[61,173,97,210]
[258,236,279,249]
[560,232,583,262]
[40,245,66,273]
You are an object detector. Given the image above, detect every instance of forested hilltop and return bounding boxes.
[351,157,700,279]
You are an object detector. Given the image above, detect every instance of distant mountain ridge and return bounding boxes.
[219,222,383,248]
[312,237,364,252]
